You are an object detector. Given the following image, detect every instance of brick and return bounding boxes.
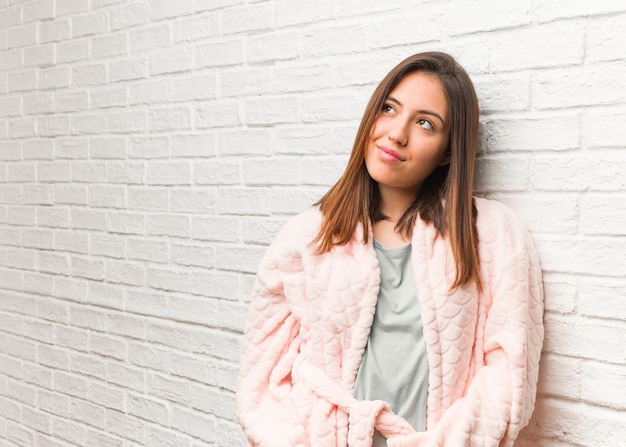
[38,344,69,370]
[533,62,626,109]
[191,215,239,242]
[581,361,626,409]
[107,362,144,390]
[171,242,214,268]
[23,44,55,68]
[127,392,168,424]
[195,101,240,130]
[71,352,107,379]
[7,24,37,49]
[147,214,191,238]
[89,333,126,360]
[271,187,323,215]
[53,370,89,398]
[578,278,626,321]
[219,66,272,98]
[106,161,144,184]
[53,184,87,205]
[196,39,244,68]
[55,275,89,301]
[51,416,87,445]
[72,11,109,38]
[130,79,173,105]
[192,270,237,300]
[170,405,215,442]
[170,189,215,213]
[173,13,218,43]
[171,133,215,157]
[222,3,274,34]
[39,66,71,90]
[274,63,333,94]
[39,390,70,417]
[491,21,584,71]
[214,244,266,274]
[57,38,90,64]
[105,409,145,443]
[129,136,169,159]
[89,381,124,412]
[172,74,216,101]
[149,0,196,20]
[72,63,108,87]
[216,187,270,215]
[90,86,128,110]
[85,281,125,311]
[303,25,366,57]
[248,31,300,63]
[55,137,88,159]
[56,325,89,351]
[129,24,172,53]
[0,95,22,117]
[8,70,37,92]
[55,91,89,113]
[274,125,333,155]
[146,267,192,294]
[530,155,626,192]
[581,110,626,149]
[149,45,193,76]
[371,10,442,50]
[523,398,625,445]
[245,95,299,126]
[472,73,530,113]
[148,107,192,132]
[105,260,145,286]
[106,211,145,235]
[57,0,90,16]
[23,0,54,22]
[108,108,148,133]
[39,19,71,43]
[145,425,191,447]
[534,0,626,21]
[276,0,333,26]
[543,313,626,364]
[128,187,169,212]
[244,158,300,186]
[69,398,106,429]
[106,312,145,339]
[219,128,271,155]
[110,2,150,30]
[22,228,54,249]
[109,57,148,82]
[127,238,169,263]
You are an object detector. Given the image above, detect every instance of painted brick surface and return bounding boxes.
[1,1,625,446]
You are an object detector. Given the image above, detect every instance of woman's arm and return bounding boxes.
[389,206,544,447]
[236,222,308,447]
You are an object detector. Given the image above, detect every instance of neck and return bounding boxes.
[378,185,419,221]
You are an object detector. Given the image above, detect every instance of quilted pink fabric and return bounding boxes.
[236,198,544,447]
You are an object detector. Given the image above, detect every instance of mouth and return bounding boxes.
[377,145,404,162]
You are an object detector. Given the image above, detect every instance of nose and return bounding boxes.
[388,120,408,146]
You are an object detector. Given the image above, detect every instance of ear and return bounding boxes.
[439,150,451,166]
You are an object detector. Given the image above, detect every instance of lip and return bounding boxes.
[377,145,404,162]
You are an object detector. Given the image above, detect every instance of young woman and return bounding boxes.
[236,52,544,447]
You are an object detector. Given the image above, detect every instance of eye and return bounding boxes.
[417,118,434,130]
[382,103,396,114]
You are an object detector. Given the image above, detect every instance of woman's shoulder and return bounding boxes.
[270,207,323,249]
[474,197,531,249]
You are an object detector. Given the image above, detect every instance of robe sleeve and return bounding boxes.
[236,218,308,447]
[389,205,544,447]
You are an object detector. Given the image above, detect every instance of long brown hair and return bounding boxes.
[312,52,481,290]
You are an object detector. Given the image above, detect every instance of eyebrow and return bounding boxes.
[386,96,446,126]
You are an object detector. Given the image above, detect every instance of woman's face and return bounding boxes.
[364,71,450,197]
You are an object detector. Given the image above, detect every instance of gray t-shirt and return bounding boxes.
[353,240,429,446]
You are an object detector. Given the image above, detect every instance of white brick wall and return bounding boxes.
[1,1,625,446]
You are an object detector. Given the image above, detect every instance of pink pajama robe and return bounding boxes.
[236,198,544,447]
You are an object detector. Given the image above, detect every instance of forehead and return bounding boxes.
[389,72,448,115]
